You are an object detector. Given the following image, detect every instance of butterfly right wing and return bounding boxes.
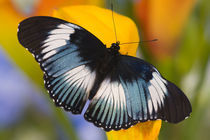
[18,16,107,114]
[85,55,192,131]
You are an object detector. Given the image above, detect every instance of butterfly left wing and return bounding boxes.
[84,55,192,131]
[17,16,107,114]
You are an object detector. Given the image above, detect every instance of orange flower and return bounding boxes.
[135,0,197,60]
[53,5,161,140]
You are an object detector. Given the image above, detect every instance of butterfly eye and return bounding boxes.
[116,41,120,45]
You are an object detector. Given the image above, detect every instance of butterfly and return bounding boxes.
[17,16,192,131]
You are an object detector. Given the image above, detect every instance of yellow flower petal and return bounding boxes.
[52,5,139,56]
[107,120,162,140]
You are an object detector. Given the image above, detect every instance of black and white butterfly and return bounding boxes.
[17,16,192,131]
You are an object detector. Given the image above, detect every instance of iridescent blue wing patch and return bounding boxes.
[17,16,107,113]
[85,55,192,131]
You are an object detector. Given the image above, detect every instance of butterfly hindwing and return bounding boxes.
[85,78,137,131]
[85,55,192,131]
[44,65,96,113]
[18,16,107,113]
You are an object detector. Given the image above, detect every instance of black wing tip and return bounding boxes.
[17,15,85,53]
[163,80,192,123]
[17,16,71,33]
[17,15,84,34]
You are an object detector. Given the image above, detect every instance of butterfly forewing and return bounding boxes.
[18,16,107,113]
[18,16,192,131]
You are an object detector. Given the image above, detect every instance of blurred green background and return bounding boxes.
[0,0,209,140]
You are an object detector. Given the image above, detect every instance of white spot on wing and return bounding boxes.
[90,79,127,126]
[119,84,126,112]
[49,28,74,34]
[57,24,71,29]
[65,65,85,78]
[66,23,81,29]
[153,72,167,93]
[153,69,167,83]
[148,85,160,112]
[57,23,81,30]
[93,78,110,100]
[150,76,165,105]
[148,99,153,116]
[73,66,95,94]
[43,34,70,43]
[42,50,57,59]
[112,82,120,112]
[41,40,67,53]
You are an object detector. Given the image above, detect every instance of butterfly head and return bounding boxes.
[109,41,120,55]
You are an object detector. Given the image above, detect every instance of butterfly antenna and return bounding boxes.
[141,39,158,43]
[111,3,118,42]
[120,39,158,45]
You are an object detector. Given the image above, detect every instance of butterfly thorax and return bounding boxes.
[108,41,120,56]
[88,42,121,99]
